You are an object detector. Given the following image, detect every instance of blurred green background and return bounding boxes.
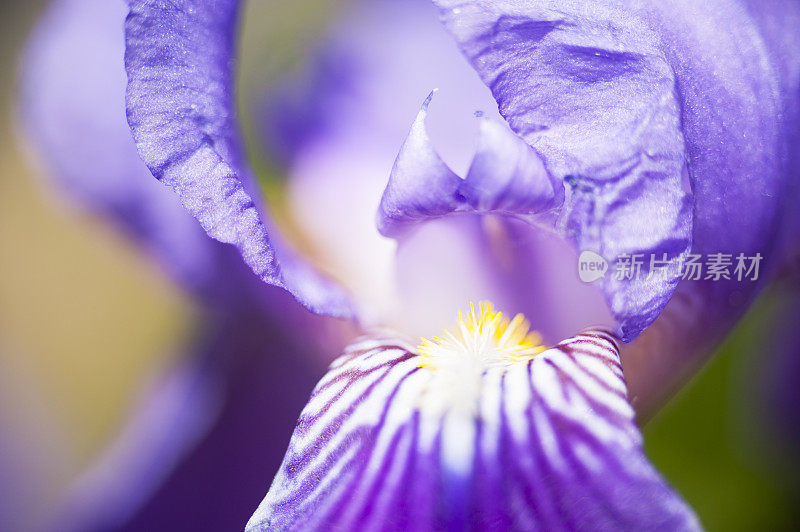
[0,1,797,530]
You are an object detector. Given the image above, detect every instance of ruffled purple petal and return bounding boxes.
[432,0,800,405]
[749,1,800,253]
[625,0,800,413]
[123,0,353,318]
[383,1,698,341]
[247,331,699,530]
[19,0,233,299]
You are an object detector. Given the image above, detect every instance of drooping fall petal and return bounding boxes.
[248,323,699,530]
[47,312,328,532]
[53,328,228,531]
[19,4,345,529]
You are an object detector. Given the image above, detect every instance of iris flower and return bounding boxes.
[19,0,799,529]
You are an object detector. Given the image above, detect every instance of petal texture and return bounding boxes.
[247,331,699,531]
[389,0,699,342]
[124,0,353,317]
[432,0,800,406]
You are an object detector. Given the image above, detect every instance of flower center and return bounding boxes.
[415,302,546,418]
[418,301,546,369]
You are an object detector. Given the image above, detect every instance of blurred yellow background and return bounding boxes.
[0,1,192,525]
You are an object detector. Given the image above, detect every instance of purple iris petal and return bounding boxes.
[18,0,344,348]
[247,330,699,530]
[431,0,800,411]
[1,344,59,532]
[124,0,353,318]
[759,283,800,458]
[748,2,800,252]
[383,0,699,342]
[263,0,612,343]
[19,2,350,527]
[461,113,563,214]
[377,93,466,238]
[378,93,563,238]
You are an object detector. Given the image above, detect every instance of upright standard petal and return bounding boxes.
[388,0,698,342]
[248,305,699,531]
[432,0,800,411]
[118,316,329,532]
[19,0,235,300]
[124,0,353,318]
[263,0,612,343]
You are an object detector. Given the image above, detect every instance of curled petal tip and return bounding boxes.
[422,88,438,109]
[377,94,564,238]
[376,95,463,238]
[461,116,563,213]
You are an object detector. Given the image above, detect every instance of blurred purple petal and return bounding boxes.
[248,330,699,530]
[120,320,327,531]
[124,0,353,319]
[53,327,227,531]
[18,0,238,300]
[48,314,328,531]
[20,4,353,527]
[758,282,800,459]
[0,343,64,532]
